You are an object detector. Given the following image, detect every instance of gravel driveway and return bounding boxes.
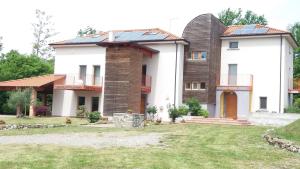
[0,132,163,149]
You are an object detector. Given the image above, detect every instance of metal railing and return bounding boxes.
[217,74,253,86]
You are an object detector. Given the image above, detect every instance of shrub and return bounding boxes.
[0,119,5,125]
[146,106,157,121]
[185,98,202,116]
[294,98,300,108]
[76,105,87,118]
[65,118,72,124]
[88,111,101,123]
[168,105,179,123]
[177,105,189,116]
[201,110,209,118]
[285,106,300,113]
[35,106,49,116]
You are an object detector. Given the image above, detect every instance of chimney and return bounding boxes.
[108,31,115,42]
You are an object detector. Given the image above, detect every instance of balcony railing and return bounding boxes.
[142,75,151,93]
[54,74,102,92]
[217,74,253,91]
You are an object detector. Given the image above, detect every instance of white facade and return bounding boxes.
[218,35,294,117]
[52,45,106,116]
[52,42,185,121]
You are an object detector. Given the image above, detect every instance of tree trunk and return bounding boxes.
[16,105,21,118]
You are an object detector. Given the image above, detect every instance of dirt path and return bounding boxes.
[0,132,163,148]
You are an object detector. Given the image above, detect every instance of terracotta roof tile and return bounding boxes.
[223,24,289,36]
[0,74,65,88]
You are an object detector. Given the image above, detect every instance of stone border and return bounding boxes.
[263,129,300,153]
[0,124,66,131]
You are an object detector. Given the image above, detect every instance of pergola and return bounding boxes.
[0,74,65,116]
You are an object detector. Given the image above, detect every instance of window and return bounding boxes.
[93,65,101,85]
[200,82,206,89]
[79,65,87,84]
[91,97,99,112]
[185,82,192,90]
[185,82,206,91]
[189,51,207,61]
[78,96,85,107]
[229,42,239,49]
[260,97,267,109]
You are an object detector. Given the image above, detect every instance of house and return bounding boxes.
[49,29,188,121]
[0,14,298,121]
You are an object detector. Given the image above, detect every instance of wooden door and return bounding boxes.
[225,92,237,119]
[140,95,146,114]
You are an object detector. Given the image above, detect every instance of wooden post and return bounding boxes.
[16,105,21,117]
[29,89,37,117]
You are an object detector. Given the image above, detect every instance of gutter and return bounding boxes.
[279,35,283,113]
[174,41,178,106]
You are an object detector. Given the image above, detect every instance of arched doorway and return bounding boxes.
[222,91,237,119]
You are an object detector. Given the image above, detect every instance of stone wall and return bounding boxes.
[113,113,144,128]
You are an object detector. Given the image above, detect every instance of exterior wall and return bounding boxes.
[52,46,106,116]
[182,13,225,116]
[220,36,293,113]
[103,46,143,115]
[142,43,185,121]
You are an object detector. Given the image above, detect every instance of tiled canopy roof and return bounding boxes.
[51,28,183,45]
[0,74,65,88]
[223,24,289,36]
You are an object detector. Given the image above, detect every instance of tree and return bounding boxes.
[7,88,31,117]
[218,8,268,26]
[32,9,57,59]
[0,36,3,52]
[77,26,97,37]
[0,50,54,114]
[289,22,300,78]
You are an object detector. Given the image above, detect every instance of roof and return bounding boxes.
[223,24,290,36]
[50,28,184,46]
[222,24,298,48]
[0,74,65,88]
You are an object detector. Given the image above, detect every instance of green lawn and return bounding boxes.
[0,117,299,169]
[274,119,300,144]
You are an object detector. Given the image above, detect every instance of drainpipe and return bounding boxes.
[279,35,283,113]
[174,41,178,106]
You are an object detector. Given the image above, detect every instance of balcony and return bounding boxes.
[54,74,102,92]
[217,74,253,91]
[141,75,151,93]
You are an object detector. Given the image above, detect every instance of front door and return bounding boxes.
[225,92,237,119]
[140,95,146,114]
[228,64,237,85]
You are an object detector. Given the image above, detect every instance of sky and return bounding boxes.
[0,0,299,54]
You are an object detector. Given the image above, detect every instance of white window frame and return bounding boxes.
[229,41,239,49]
[188,51,207,61]
[185,82,192,90]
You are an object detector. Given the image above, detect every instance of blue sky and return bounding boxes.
[0,0,299,54]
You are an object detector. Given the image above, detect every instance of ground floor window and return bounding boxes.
[78,96,85,107]
[91,97,99,112]
[260,97,267,109]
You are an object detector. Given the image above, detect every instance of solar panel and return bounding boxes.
[243,24,256,29]
[114,31,167,41]
[253,28,269,34]
[63,36,105,43]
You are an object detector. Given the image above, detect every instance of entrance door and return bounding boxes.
[225,92,237,119]
[140,95,146,114]
[228,64,237,85]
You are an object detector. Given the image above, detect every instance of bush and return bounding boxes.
[177,105,189,116]
[285,106,300,113]
[0,119,5,125]
[76,105,87,118]
[168,105,180,123]
[88,111,101,123]
[294,98,300,108]
[146,106,157,121]
[35,106,49,116]
[185,98,202,116]
[201,110,209,118]
[65,118,72,124]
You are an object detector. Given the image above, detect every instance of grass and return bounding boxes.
[0,117,299,169]
[274,119,300,144]
[0,116,89,125]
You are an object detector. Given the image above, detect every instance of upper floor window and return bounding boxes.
[259,97,267,109]
[185,82,206,90]
[229,42,239,49]
[188,51,207,61]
